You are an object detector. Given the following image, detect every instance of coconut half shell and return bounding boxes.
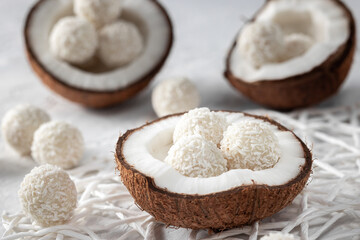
[224,0,356,110]
[24,0,173,108]
[115,112,312,230]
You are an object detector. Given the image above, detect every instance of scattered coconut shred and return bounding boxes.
[3,105,360,239]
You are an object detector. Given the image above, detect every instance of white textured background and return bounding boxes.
[0,0,359,236]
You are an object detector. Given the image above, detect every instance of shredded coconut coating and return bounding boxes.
[18,164,77,227]
[282,33,313,61]
[50,16,98,64]
[221,121,281,171]
[261,232,298,240]
[1,104,50,156]
[239,21,284,68]
[74,0,123,29]
[31,121,84,169]
[152,77,200,117]
[98,20,144,67]
[173,108,228,146]
[165,135,227,178]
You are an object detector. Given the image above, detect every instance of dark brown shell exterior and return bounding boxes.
[224,0,356,110]
[24,0,173,108]
[115,112,312,230]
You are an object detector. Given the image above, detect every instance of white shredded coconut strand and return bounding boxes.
[221,121,281,171]
[1,104,50,156]
[151,77,200,117]
[2,105,360,240]
[49,16,98,65]
[173,108,228,146]
[164,135,227,178]
[238,21,284,68]
[260,232,298,240]
[31,121,84,169]
[98,20,144,68]
[74,0,123,29]
[18,164,77,227]
[282,33,313,61]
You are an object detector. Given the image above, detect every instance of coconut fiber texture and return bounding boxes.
[2,105,360,239]
[116,112,312,230]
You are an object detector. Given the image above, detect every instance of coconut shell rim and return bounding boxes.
[224,0,356,99]
[115,111,313,199]
[23,0,174,107]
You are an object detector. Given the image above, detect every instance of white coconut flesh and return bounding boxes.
[27,0,171,91]
[123,113,306,195]
[230,0,350,82]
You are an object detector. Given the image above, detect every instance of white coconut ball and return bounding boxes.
[18,164,77,227]
[98,20,144,67]
[50,16,98,64]
[165,135,227,178]
[282,33,313,61]
[173,108,228,146]
[152,77,200,117]
[261,232,298,240]
[31,121,84,169]
[74,0,123,29]
[239,21,284,68]
[220,121,281,171]
[1,104,50,156]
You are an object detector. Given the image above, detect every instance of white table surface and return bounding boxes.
[0,0,359,237]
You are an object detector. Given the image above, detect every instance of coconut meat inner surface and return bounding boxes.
[230,0,350,82]
[27,0,171,91]
[123,113,306,195]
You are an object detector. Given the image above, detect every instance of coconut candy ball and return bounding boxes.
[221,121,281,171]
[74,0,123,29]
[31,121,84,169]
[173,108,228,146]
[18,164,77,227]
[98,20,144,67]
[152,77,200,117]
[1,104,50,156]
[261,232,298,240]
[50,16,98,64]
[165,135,227,178]
[282,33,313,61]
[239,21,284,68]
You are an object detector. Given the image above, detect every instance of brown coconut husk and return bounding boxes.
[24,0,173,108]
[224,0,356,111]
[115,112,312,230]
